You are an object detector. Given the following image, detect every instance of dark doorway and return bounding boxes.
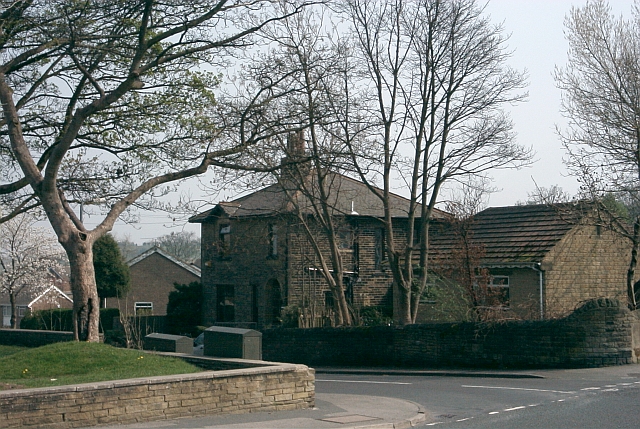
[216,284,235,322]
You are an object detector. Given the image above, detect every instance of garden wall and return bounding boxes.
[263,298,640,369]
[0,359,314,429]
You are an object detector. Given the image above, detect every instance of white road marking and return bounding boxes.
[426,422,444,426]
[488,411,500,415]
[456,418,472,422]
[462,385,575,394]
[504,406,527,412]
[557,399,565,402]
[316,379,412,385]
[528,404,540,407]
[602,388,619,392]
[603,385,617,388]
[581,387,600,390]
[618,383,633,386]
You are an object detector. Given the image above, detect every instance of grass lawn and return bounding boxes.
[0,342,202,390]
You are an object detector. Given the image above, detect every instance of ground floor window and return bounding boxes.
[487,275,510,307]
[134,302,153,316]
[216,284,235,322]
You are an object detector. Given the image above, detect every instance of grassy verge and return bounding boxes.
[0,345,27,357]
[0,342,202,390]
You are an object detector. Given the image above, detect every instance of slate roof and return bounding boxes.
[429,203,589,267]
[190,172,448,222]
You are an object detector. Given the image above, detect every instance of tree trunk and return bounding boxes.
[9,292,17,329]
[64,240,100,342]
[626,216,640,310]
[394,281,413,325]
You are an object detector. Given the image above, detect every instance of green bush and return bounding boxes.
[166,282,202,337]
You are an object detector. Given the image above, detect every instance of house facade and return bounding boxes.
[0,269,72,328]
[426,204,632,320]
[190,173,446,328]
[105,246,201,316]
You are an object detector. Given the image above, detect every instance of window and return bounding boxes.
[216,284,235,322]
[268,224,278,257]
[375,228,386,270]
[135,302,153,316]
[337,226,354,250]
[18,306,26,317]
[324,290,334,309]
[487,276,510,307]
[218,223,231,257]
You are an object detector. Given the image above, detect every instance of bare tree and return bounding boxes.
[238,5,357,325]
[340,0,532,324]
[0,213,62,328]
[152,231,201,263]
[522,184,573,205]
[0,0,311,341]
[555,0,640,309]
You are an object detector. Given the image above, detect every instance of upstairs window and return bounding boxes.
[268,224,278,257]
[375,228,386,270]
[218,223,231,257]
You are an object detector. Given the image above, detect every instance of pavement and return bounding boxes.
[93,367,557,429]
[91,392,426,429]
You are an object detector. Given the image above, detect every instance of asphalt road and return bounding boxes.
[315,366,640,428]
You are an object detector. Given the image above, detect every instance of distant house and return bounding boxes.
[189,169,448,328]
[427,203,632,320]
[1,269,73,327]
[105,246,201,316]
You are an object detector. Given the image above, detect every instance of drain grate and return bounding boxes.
[320,414,381,424]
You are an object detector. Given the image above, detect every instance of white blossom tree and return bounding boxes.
[0,214,63,328]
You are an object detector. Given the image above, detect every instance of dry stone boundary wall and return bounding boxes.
[263,298,640,368]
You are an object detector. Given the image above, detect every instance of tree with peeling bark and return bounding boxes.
[340,0,532,324]
[0,213,62,328]
[0,0,311,341]
[555,0,640,310]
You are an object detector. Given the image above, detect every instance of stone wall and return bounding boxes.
[543,224,629,317]
[263,298,639,369]
[0,361,314,429]
[0,329,73,347]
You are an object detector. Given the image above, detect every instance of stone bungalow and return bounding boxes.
[427,203,632,320]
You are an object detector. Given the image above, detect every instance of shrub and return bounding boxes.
[166,282,202,337]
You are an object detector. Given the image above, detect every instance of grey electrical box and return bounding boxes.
[143,333,192,354]
[203,326,262,360]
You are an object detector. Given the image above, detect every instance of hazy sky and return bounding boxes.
[100,0,634,244]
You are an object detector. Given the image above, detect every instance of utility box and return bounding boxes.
[143,333,192,354]
[203,326,262,360]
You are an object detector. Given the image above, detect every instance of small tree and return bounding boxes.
[0,214,62,328]
[93,234,130,307]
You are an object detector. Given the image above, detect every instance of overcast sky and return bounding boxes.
[100,0,634,244]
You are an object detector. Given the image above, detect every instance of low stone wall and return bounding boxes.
[263,298,640,369]
[0,359,314,429]
[0,329,73,347]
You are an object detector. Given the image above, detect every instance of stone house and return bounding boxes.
[104,246,201,316]
[189,172,448,328]
[426,203,632,320]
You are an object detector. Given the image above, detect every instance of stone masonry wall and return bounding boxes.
[0,363,314,429]
[263,298,639,369]
[543,224,629,318]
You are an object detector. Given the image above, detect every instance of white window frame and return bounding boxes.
[134,302,153,315]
